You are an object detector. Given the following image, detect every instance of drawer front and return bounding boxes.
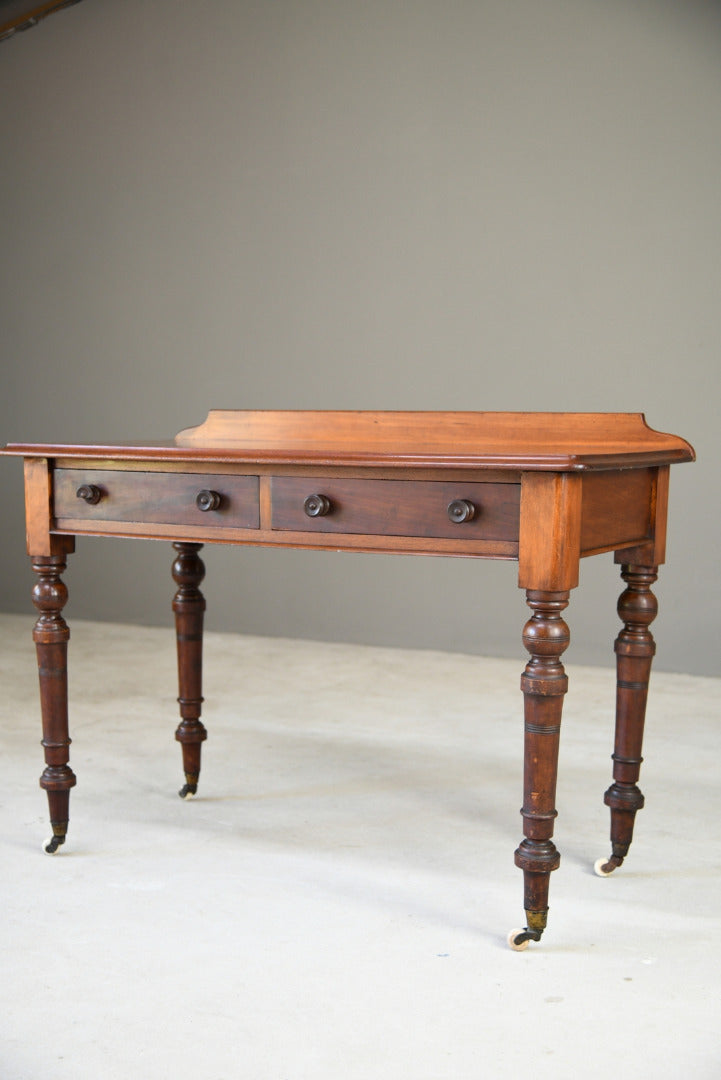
[271,477,520,541]
[54,470,260,529]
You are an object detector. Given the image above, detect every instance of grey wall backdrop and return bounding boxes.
[0,0,717,675]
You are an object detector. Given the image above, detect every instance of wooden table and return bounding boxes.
[2,411,694,949]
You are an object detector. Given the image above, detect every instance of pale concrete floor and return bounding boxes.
[0,612,719,1080]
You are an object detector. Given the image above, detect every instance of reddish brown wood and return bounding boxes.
[23,458,75,558]
[171,543,208,799]
[518,472,582,591]
[31,554,76,853]
[598,565,658,874]
[614,466,670,568]
[579,468,654,555]
[0,413,695,948]
[54,469,260,529]
[43,515,520,558]
[512,590,570,945]
[4,411,695,471]
[174,410,694,471]
[270,477,520,540]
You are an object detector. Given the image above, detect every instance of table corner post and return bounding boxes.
[509,471,580,950]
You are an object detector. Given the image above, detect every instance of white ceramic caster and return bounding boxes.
[594,856,614,877]
[181,789,197,800]
[43,837,62,855]
[507,928,529,951]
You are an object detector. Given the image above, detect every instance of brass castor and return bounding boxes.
[507,927,542,951]
[594,855,623,877]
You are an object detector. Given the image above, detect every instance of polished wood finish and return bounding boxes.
[31,554,75,853]
[6,410,694,470]
[1,412,694,948]
[171,543,207,799]
[447,498,476,524]
[23,457,76,558]
[174,410,693,470]
[514,589,570,945]
[518,472,582,591]
[579,468,656,555]
[76,483,102,505]
[54,469,260,529]
[270,476,520,541]
[597,565,659,874]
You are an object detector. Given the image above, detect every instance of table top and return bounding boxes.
[2,411,694,472]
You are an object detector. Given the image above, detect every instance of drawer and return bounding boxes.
[53,470,260,529]
[270,477,520,541]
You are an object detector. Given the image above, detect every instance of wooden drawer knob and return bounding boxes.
[447,498,476,523]
[304,493,332,518]
[196,489,222,512]
[76,484,102,505]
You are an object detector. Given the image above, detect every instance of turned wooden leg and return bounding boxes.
[32,554,76,854]
[172,542,207,799]
[595,564,658,877]
[510,590,570,949]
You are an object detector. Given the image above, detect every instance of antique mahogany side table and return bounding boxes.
[2,411,694,949]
